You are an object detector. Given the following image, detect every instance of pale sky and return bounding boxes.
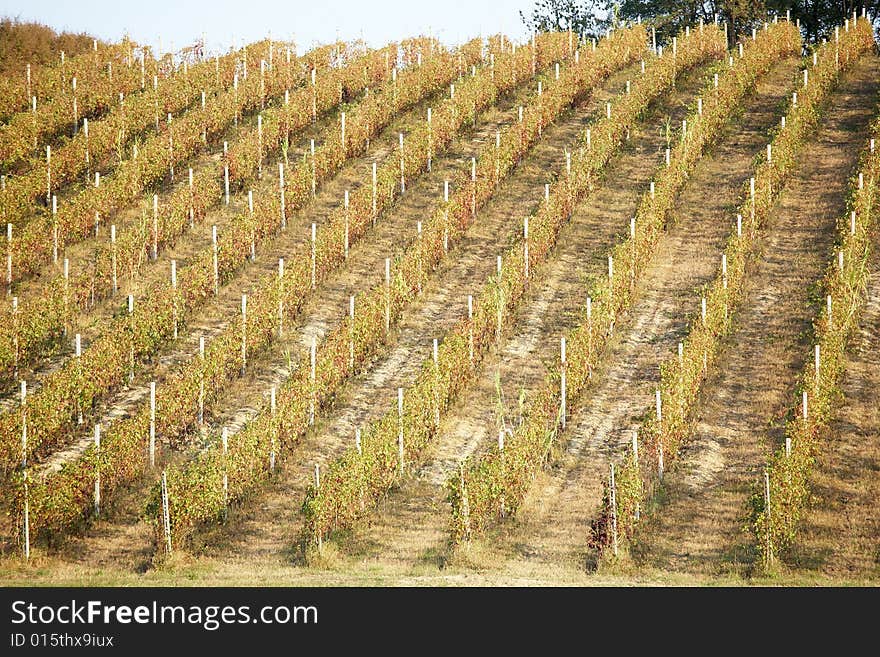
[0,0,549,56]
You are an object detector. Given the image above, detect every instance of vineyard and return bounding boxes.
[1,11,879,587]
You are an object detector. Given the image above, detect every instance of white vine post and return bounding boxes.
[224,164,230,205]
[94,424,101,516]
[467,294,474,362]
[427,107,432,171]
[110,224,119,296]
[397,387,404,476]
[309,336,316,425]
[149,381,157,467]
[198,336,205,425]
[524,217,529,280]
[171,260,178,339]
[161,470,172,554]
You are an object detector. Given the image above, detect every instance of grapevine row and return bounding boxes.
[0,37,453,472]
[749,38,879,567]
[0,39,150,122]
[10,29,582,544]
[0,39,312,229]
[2,41,404,287]
[145,27,641,552]
[0,40,409,378]
[300,23,726,550]
[0,44,149,170]
[593,17,874,563]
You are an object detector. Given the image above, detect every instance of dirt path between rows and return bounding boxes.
[631,54,880,578]
[789,247,880,581]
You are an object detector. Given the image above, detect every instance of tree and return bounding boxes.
[520,0,610,40]
[607,0,880,44]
